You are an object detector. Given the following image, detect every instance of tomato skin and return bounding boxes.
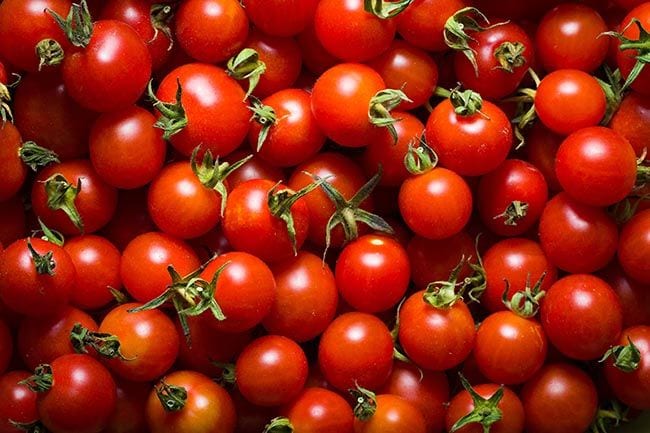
[616,4,650,96]
[0,122,27,203]
[482,238,557,314]
[521,363,598,433]
[610,92,650,157]
[335,234,410,313]
[297,23,339,75]
[0,320,11,375]
[395,0,467,52]
[477,159,549,237]
[200,252,276,333]
[398,168,473,240]
[120,232,200,303]
[600,262,650,327]
[407,232,475,289]
[0,197,27,248]
[311,63,385,147]
[243,0,318,37]
[236,335,308,407]
[104,379,149,433]
[354,394,427,433]
[318,312,394,391]
[146,370,236,433]
[281,387,354,433]
[148,161,222,240]
[534,69,606,135]
[426,99,513,176]
[541,274,623,360]
[367,40,438,110]
[538,192,618,273]
[63,20,152,112]
[618,209,650,285]
[101,188,157,251]
[474,312,548,385]
[604,326,650,409]
[156,63,250,157]
[0,0,71,72]
[223,179,311,263]
[13,71,96,161]
[249,89,326,168]
[0,238,76,317]
[175,0,248,63]
[223,151,286,190]
[100,303,180,382]
[524,124,563,192]
[535,4,608,72]
[0,371,38,433]
[446,385,525,433]
[454,23,534,100]
[38,354,117,433]
[31,160,118,235]
[17,306,98,370]
[555,127,637,207]
[89,105,166,190]
[399,292,476,371]
[262,251,338,342]
[378,361,449,433]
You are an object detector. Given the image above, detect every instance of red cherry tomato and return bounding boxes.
[242,0,319,37]
[0,371,38,433]
[618,209,650,285]
[600,262,650,327]
[0,122,27,203]
[615,3,650,96]
[354,394,427,433]
[395,0,468,52]
[280,387,354,433]
[446,384,525,433]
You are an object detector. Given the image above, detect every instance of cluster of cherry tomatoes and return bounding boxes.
[0,0,649,432]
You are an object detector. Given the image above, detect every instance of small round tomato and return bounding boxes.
[223,151,286,190]
[534,69,606,135]
[609,91,650,156]
[262,251,338,342]
[104,379,149,433]
[335,234,409,313]
[245,30,302,98]
[0,122,26,203]
[541,274,623,360]
[600,262,650,327]
[398,168,473,240]
[555,126,637,207]
[618,209,650,285]
[297,22,338,75]
[615,3,650,96]
[354,394,427,433]
[100,188,156,251]
[0,371,38,433]
[535,4,608,72]
[63,235,121,311]
[474,312,548,385]
[0,238,76,317]
[99,303,180,382]
[604,325,650,409]
[17,306,97,370]
[399,292,475,371]
[120,232,200,303]
[175,0,248,63]
[236,335,308,407]
[242,0,318,37]
[146,370,236,433]
[395,0,467,52]
[521,363,598,433]
[31,160,118,235]
[279,387,354,433]
[89,105,166,190]
[35,354,117,433]
[446,384,525,433]
[538,192,618,273]
[477,159,549,237]
[318,312,394,391]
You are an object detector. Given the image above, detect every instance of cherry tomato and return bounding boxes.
[242,0,318,37]
[524,123,563,192]
[395,0,468,52]
[104,379,150,433]
[100,188,156,251]
[297,22,339,75]
[279,387,354,433]
[407,232,475,289]
[0,122,26,203]
[224,151,286,191]
[615,3,650,96]
[600,262,650,327]
[0,371,38,433]
[618,209,650,285]
[354,394,427,433]
[446,384,525,433]
[604,325,650,409]
[609,91,650,157]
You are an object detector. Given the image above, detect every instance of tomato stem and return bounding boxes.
[19,141,60,171]
[368,89,412,144]
[590,400,629,433]
[0,81,13,124]
[46,0,94,48]
[492,200,529,226]
[494,41,528,73]
[148,79,189,140]
[155,380,187,412]
[349,385,378,421]
[603,19,650,90]
[227,48,266,100]
[150,3,175,51]
[599,337,641,373]
[43,173,84,232]
[19,364,54,393]
[26,239,56,276]
[404,135,438,175]
[249,97,278,152]
[501,272,546,318]
[450,374,504,433]
[69,323,133,360]
[363,0,413,19]
[35,39,64,70]
[263,417,294,433]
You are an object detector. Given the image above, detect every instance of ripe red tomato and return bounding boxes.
[534,69,606,135]
[600,262,650,327]
[407,232,475,289]
[541,274,623,360]
[236,335,308,407]
[618,209,650,285]
[555,126,637,207]
[0,122,26,203]
[35,354,117,433]
[335,234,409,313]
[521,363,598,433]
[538,192,618,273]
[146,370,236,433]
[0,237,76,317]
[99,303,180,382]
[174,0,248,63]
[354,394,427,433]
[0,371,38,433]
[604,325,650,409]
[535,4,608,72]
[297,22,338,75]
[524,123,563,192]
[89,105,166,190]
[278,387,354,433]
[446,384,525,433]
[610,91,650,156]
[262,251,338,342]
[104,379,150,433]
[223,151,286,190]
[242,0,319,37]
[318,312,394,391]
[615,3,650,96]
[0,196,27,248]
[398,167,473,240]
[101,188,157,251]
[395,0,468,52]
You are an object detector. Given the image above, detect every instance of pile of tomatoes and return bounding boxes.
[1,0,650,432]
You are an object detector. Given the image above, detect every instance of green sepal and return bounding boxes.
[36,218,65,247]
[249,97,277,152]
[155,380,187,412]
[8,420,47,433]
[450,87,486,117]
[423,256,467,309]
[390,298,413,364]
[369,89,412,144]
[46,0,93,48]
[26,239,56,276]
[0,81,13,124]
[494,41,527,73]
[263,417,294,433]
[590,400,629,433]
[19,364,54,393]
[19,141,60,171]
[363,0,413,19]
[69,322,133,361]
[596,66,623,126]
[43,173,84,232]
[404,135,438,175]
[501,273,546,318]
[227,48,266,100]
[450,374,504,433]
[492,201,529,226]
[599,337,642,373]
[35,39,64,70]
[444,7,496,76]
[506,82,538,149]
[150,3,175,50]
[349,385,378,421]
[602,19,650,90]
[148,79,188,140]
[210,361,237,387]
